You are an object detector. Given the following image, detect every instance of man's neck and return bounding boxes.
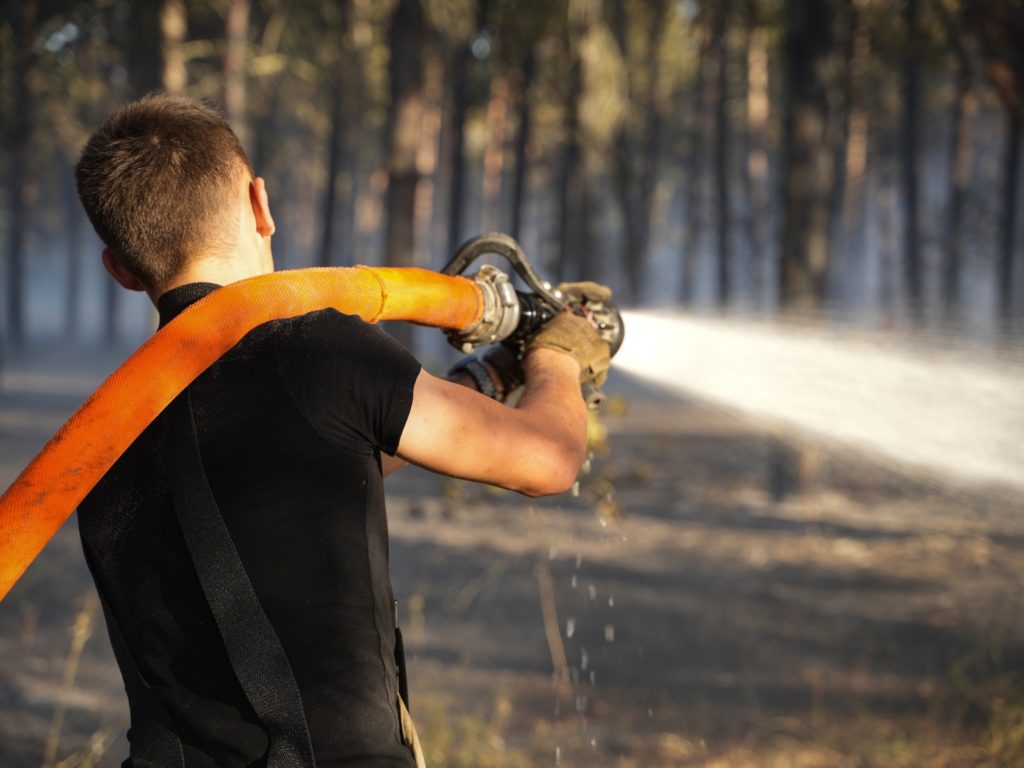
[150,250,273,304]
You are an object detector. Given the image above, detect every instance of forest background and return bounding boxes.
[2,1,1024,767]
[2,0,1023,348]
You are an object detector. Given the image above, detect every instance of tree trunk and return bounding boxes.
[416,55,444,266]
[773,0,836,502]
[680,25,710,304]
[944,52,975,322]
[743,23,770,305]
[6,0,36,348]
[555,38,583,282]
[128,2,165,97]
[383,0,425,350]
[639,2,668,301]
[902,0,923,319]
[610,2,638,301]
[445,48,469,257]
[319,80,346,267]
[482,76,510,232]
[446,2,486,257]
[827,0,855,303]
[999,117,1021,330]
[317,1,353,268]
[224,0,250,147]
[712,0,731,308]
[779,0,834,313]
[610,1,667,304]
[839,2,871,302]
[65,180,84,339]
[575,156,598,283]
[509,46,536,242]
[161,0,187,94]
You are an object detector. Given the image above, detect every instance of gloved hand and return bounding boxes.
[556,281,613,305]
[526,312,611,386]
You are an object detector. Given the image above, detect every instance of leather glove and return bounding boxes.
[526,312,611,386]
[556,281,613,305]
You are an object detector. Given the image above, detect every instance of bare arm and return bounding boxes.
[379,356,506,478]
[394,348,587,496]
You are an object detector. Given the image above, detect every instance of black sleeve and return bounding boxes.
[274,310,421,456]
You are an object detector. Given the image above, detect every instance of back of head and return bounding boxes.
[75,93,252,290]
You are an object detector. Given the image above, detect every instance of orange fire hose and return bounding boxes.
[0,266,483,601]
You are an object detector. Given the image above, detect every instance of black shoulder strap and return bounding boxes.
[164,390,317,768]
[85,554,185,768]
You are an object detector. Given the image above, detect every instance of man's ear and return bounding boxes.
[101,247,146,292]
[249,177,276,238]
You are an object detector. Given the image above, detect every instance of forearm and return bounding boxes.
[510,348,588,472]
[395,351,587,496]
[453,348,585,452]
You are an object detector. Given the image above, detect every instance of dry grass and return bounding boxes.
[411,693,534,768]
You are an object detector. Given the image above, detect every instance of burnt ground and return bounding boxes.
[1,343,1023,768]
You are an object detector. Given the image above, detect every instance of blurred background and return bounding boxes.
[1,0,1023,766]
[1,0,1023,342]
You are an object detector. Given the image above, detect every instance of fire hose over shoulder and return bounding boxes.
[0,234,624,602]
[0,266,483,601]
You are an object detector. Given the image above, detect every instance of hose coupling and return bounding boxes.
[447,264,522,353]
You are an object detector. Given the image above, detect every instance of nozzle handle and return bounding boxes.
[441,233,565,312]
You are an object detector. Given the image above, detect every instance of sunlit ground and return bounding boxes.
[1,323,1023,767]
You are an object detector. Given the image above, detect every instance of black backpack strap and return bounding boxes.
[164,390,317,768]
[85,555,185,768]
[394,601,410,710]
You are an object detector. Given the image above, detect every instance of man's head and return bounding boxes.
[76,93,274,297]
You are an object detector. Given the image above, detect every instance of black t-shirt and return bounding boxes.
[78,282,421,767]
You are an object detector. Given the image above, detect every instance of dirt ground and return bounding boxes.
[1,343,1023,767]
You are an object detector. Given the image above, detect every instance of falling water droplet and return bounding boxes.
[608,596,615,607]
[570,480,580,497]
[566,617,576,638]
[604,624,615,642]
[581,647,589,670]
[555,746,561,765]
[587,584,597,600]
[575,554,583,569]
[571,574,578,588]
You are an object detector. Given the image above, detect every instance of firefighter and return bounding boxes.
[72,93,609,767]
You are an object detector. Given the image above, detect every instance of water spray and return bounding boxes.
[614,309,1024,490]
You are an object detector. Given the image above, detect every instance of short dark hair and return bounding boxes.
[75,93,252,289]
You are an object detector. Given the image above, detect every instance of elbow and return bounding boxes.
[519,435,586,498]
